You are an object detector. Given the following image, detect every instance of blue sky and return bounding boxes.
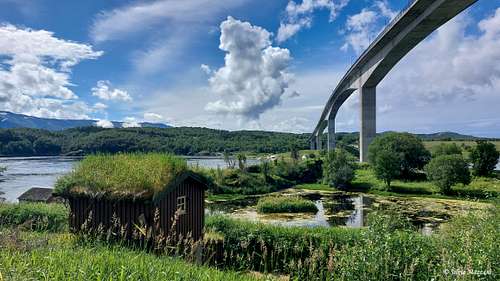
[0,0,499,136]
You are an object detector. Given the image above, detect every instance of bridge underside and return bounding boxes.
[309,0,477,162]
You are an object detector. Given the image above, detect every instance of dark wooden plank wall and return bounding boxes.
[69,197,153,237]
[159,177,204,241]
[68,177,205,241]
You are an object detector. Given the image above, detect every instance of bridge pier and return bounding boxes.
[316,133,322,150]
[327,117,335,151]
[310,140,316,150]
[360,86,376,162]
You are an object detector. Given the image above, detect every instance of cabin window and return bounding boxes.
[177,196,186,214]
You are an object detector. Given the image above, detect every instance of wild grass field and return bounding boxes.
[1,201,498,280]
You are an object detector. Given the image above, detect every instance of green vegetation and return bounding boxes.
[198,157,323,196]
[1,200,498,280]
[54,153,188,200]
[256,196,318,213]
[0,127,310,156]
[322,148,357,189]
[206,204,499,280]
[470,140,500,177]
[205,215,362,274]
[431,142,462,157]
[0,230,265,281]
[369,132,431,179]
[351,169,500,199]
[373,149,401,188]
[425,155,471,194]
[0,203,67,232]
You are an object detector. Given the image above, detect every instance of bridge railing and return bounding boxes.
[346,0,418,75]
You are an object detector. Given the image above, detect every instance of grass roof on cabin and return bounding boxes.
[54,153,189,200]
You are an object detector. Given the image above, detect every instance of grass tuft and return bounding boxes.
[256,196,318,213]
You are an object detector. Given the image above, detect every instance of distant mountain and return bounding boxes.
[335,131,481,142]
[0,111,169,131]
[413,131,479,141]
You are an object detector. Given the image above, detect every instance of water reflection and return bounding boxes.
[206,193,437,235]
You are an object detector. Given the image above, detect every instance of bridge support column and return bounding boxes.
[360,86,376,162]
[327,117,335,151]
[316,134,322,150]
[310,140,316,150]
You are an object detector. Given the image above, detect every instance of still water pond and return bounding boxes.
[206,193,439,234]
[0,156,259,202]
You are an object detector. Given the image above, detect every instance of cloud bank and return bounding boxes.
[205,17,293,120]
[0,24,102,119]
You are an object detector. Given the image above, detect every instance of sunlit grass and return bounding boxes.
[54,153,188,199]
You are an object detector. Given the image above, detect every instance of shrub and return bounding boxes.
[470,140,499,177]
[0,202,68,232]
[431,143,462,157]
[256,196,318,213]
[368,132,431,179]
[373,149,401,188]
[425,155,471,194]
[323,148,357,188]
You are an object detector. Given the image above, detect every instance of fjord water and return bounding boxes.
[0,156,260,202]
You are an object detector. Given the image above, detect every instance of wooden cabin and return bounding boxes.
[55,154,207,241]
[62,171,206,241]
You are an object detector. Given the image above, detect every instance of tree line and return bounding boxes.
[0,127,312,156]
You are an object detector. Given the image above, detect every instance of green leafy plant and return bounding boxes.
[323,148,357,188]
[425,154,471,194]
[470,140,500,177]
[368,132,431,179]
[373,149,401,188]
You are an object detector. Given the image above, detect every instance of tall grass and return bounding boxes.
[256,196,318,213]
[207,205,498,280]
[54,153,188,199]
[0,202,67,232]
[0,230,267,281]
[205,215,362,273]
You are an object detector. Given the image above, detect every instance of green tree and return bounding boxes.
[323,148,357,189]
[425,154,471,194]
[373,149,401,188]
[469,140,499,177]
[368,132,430,179]
[290,143,300,162]
[431,143,462,157]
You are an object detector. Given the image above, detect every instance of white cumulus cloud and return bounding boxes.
[91,80,132,102]
[205,17,293,120]
[0,24,103,119]
[277,0,349,43]
[341,0,396,54]
[122,117,141,128]
[143,112,163,121]
[95,119,114,128]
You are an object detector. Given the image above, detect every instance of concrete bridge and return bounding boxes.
[309,0,478,162]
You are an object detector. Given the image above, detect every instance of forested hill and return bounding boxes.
[0,127,311,156]
[0,126,487,157]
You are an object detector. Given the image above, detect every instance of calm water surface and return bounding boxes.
[0,156,259,202]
